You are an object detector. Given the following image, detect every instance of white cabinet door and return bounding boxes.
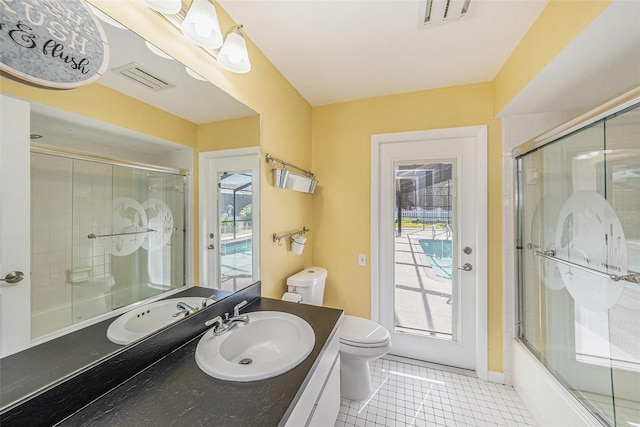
[285,332,341,426]
[0,95,31,357]
[308,354,340,427]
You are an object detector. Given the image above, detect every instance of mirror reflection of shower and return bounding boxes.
[30,149,186,340]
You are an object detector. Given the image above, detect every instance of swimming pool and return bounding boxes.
[220,237,252,256]
[419,239,452,280]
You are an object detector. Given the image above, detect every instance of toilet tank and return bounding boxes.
[287,267,327,306]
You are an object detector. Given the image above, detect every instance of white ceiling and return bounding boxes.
[219,0,549,106]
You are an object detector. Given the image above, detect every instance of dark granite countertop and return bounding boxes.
[59,298,343,427]
[0,286,231,411]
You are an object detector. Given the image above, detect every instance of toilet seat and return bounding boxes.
[339,315,390,348]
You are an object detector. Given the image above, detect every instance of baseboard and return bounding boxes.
[487,371,505,384]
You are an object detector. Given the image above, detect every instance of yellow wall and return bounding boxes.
[493,0,611,114]
[90,1,314,298]
[312,83,504,369]
[198,116,260,152]
[311,0,613,373]
[5,0,614,375]
[0,77,197,147]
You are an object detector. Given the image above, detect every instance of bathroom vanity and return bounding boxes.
[0,283,343,426]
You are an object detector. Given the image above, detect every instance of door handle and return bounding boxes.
[458,263,472,272]
[207,244,215,250]
[1,271,24,283]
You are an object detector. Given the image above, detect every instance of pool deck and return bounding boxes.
[394,228,453,337]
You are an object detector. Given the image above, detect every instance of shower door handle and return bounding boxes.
[0,271,24,283]
[458,263,473,272]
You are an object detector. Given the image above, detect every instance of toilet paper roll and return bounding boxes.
[282,292,302,303]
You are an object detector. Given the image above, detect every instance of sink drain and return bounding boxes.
[239,358,253,365]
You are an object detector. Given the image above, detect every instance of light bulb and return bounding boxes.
[194,19,212,38]
[181,0,223,49]
[217,31,250,73]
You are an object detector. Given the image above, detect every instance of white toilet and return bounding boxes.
[283,267,391,401]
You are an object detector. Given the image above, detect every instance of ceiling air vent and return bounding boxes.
[112,62,175,91]
[420,0,471,27]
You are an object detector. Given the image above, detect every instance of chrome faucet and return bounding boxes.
[172,301,199,317]
[232,300,248,317]
[201,294,216,309]
[204,300,250,336]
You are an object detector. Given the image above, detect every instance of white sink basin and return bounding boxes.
[107,297,206,345]
[195,311,315,382]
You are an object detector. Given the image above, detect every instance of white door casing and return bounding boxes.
[371,126,488,379]
[0,95,31,357]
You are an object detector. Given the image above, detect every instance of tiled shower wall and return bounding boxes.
[31,154,115,338]
[31,154,73,333]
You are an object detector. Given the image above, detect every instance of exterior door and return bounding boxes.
[372,127,487,373]
[199,148,260,292]
[0,95,31,357]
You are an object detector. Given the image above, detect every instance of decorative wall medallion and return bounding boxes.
[142,199,174,251]
[0,0,109,89]
[111,197,148,257]
[554,190,627,311]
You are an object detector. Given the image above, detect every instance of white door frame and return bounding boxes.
[371,126,488,380]
[0,95,31,357]
[198,147,261,288]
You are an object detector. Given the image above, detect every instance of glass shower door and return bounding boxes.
[518,122,617,424]
[31,151,186,339]
[604,108,640,426]
[517,103,640,426]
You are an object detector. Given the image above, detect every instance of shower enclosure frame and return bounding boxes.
[29,143,190,341]
[513,86,640,426]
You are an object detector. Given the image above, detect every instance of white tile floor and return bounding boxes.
[336,356,537,427]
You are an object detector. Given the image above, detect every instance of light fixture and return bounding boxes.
[185,67,208,81]
[181,0,223,49]
[216,25,251,74]
[145,41,175,60]
[144,0,182,15]
[146,0,252,74]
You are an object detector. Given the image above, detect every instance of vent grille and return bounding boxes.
[421,0,470,26]
[112,62,175,91]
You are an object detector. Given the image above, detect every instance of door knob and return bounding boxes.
[1,271,24,283]
[458,263,472,272]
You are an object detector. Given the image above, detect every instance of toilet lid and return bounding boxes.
[339,315,390,346]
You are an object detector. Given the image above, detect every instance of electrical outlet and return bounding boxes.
[358,253,367,266]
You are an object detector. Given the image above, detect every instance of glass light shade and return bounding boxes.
[217,32,251,73]
[145,41,175,60]
[181,0,223,49]
[144,0,182,14]
[185,67,207,81]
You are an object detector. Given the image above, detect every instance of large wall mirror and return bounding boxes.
[0,4,260,412]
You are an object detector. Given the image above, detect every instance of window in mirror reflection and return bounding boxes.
[203,149,260,293]
[218,171,254,291]
[30,152,186,339]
